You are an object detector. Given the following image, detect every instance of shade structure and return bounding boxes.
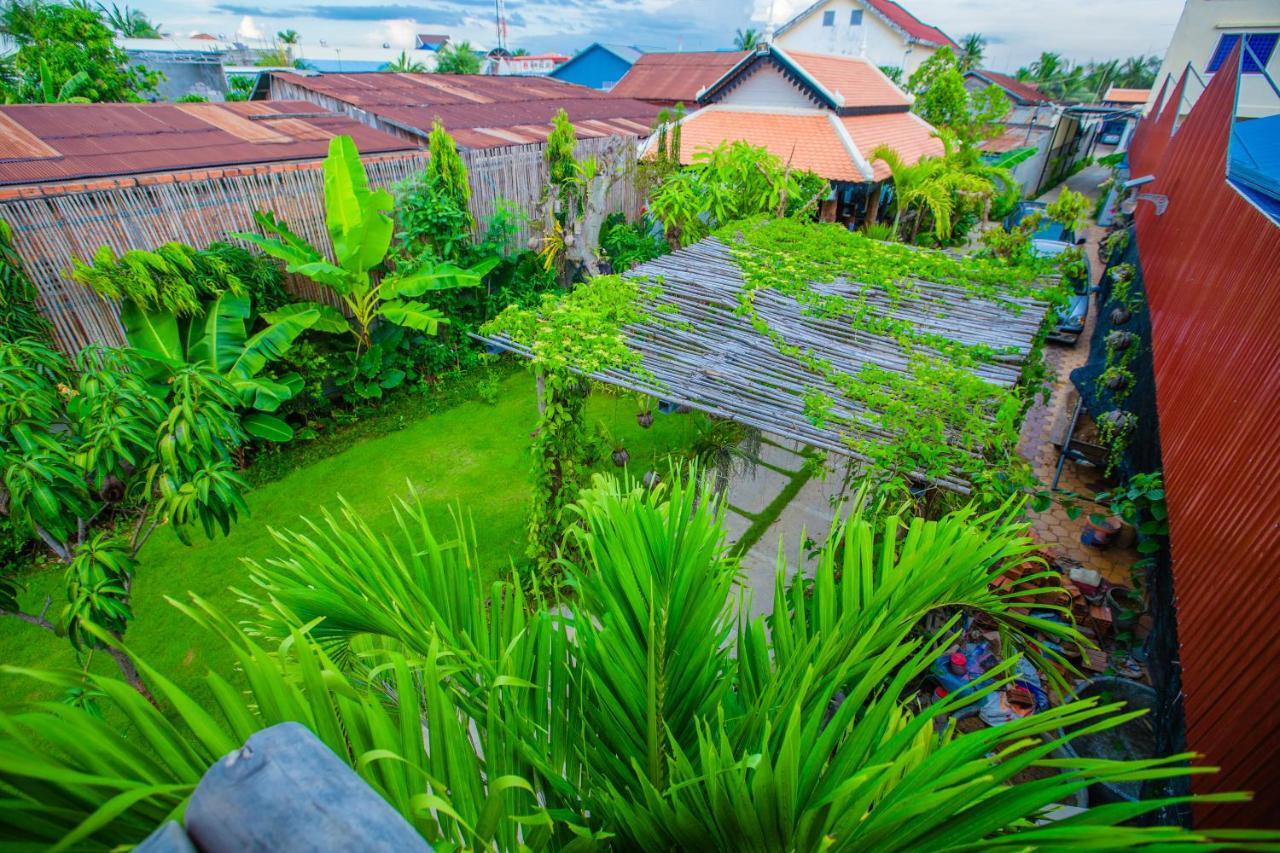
[481,235,1050,493]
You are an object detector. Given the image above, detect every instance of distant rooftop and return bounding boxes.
[609,50,747,105]
[1104,86,1152,105]
[775,0,957,49]
[968,69,1052,106]
[0,101,414,188]
[263,71,661,148]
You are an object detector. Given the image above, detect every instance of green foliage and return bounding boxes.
[1046,187,1089,235]
[97,2,160,37]
[0,219,52,343]
[385,50,427,72]
[1016,52,1160,103]
[483,274,656,572]
[434,40,480,74]
[236,135,494,350]
[0,473,1261,848]
[598,212,667,272]
[733,27,758,50]
[224,74,254,101]
[718,218,1053,503]
[907,47,1009,151]
[426,119,471,211]
[872,139,1003,244]
[1096,471,1168,579]
[395,121,476,264]
[0,0,160,102]
[649,140,824,248]
[958,32,986,71]
[174,93,206,103]
[544,108,579,208]
[877,64,903,86]
[72,240,285,316]
[0,338,248,666]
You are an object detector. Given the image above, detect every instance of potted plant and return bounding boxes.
[1106,586,1145,632]
[1082,513,1123,548]
[1096,471,1168,558]
[635,394,654,429]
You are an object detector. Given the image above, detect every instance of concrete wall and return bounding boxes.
[773,0,939,76]
[1148,0,1279,118]
[128,54,228,102]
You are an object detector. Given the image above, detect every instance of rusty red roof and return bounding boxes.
[0,100,415,187]
[609,51,748,105]
[776,0,956,50]
[268,71,661,148]
[969,69,1052,105]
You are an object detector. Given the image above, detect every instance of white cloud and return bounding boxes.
[235,14,264,40]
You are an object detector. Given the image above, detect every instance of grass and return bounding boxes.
[0,365,699,711]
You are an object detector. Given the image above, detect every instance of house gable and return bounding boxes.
[711,62,826,110]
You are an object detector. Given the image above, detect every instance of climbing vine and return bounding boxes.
[718,218,1055,506]
[482,274,659,574]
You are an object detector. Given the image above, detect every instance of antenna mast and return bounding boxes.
[495,0,508,51]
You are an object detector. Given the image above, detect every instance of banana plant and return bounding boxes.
[235,135,497,352]
[119,291,325,442]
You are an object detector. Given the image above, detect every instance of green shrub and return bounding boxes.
[599,212,667,272]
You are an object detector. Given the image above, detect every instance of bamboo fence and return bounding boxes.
[1,136,641,353]
[481,237,1051,494]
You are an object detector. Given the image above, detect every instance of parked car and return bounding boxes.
[1005,202,1094,344]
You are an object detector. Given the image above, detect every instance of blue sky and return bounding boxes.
[134,0,1184,71]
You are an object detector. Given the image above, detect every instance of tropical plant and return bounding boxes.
[96,1,159,37]
[276,27,298,45]
[0,337,248,698]
[386,50,427,73]
[0,0,160,102]
[0,218,52,343]
[0,471,1266,849]
[687,413,760,496]
[877,64,903,86]
[872,145,987,242]
[733,27,759,50]
[224,73,254,101]
[958,32,986,71]
[649,140,825,248]
[908,47,1010,151]
[434,40,480,74]
[599,211,667,271]
[236,135,496,353]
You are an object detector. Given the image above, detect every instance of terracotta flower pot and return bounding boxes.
[1082,515,1123,549]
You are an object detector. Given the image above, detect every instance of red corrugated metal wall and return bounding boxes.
[1129,44,1280,827]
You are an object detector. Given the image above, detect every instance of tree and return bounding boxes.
[877,64,903,86]
[0,337,249,701]
[386,50,427,73]
[0,0,160,102]
[0,471,1257,848]
[958,32,985,71]
[871,140,1001,243]
[276,27,298,45]
[224,74,254,101]
[236,135,495,352]
[733,27,758,50]
[434,40,480,74]
[907,47,1010,151]
[97,2,159,37]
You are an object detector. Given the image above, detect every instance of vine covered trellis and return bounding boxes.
[482,219,1058,502]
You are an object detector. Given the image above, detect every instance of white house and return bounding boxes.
[770,0,957,77]
[1148,0,1278,119]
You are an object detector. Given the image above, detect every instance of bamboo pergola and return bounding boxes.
[482,236,1051,493]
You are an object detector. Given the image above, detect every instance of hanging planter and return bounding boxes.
[636,410,653,429]
[642,470,661,489]
[611,447,629,467]
[1106,331,1136,352]
[1109,306,1131,326]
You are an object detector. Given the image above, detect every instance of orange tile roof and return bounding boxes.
[1103,86,1151,105]
[676,109,862,181]
[669,107,941,182]
[784,50,911,109]
[840,112,944,180]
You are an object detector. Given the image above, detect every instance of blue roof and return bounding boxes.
[1230,115,1280,224]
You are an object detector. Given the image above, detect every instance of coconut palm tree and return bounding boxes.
[734,27,759,50]
[958,32,985,71]
[386,50,427,73]
[96,2,160,37]
[0,472,1263,849]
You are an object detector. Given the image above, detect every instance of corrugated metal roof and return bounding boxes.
[1127,41,1280,828]
[0,101,415,187]
[609,51,748,104]
[268,71,661,147]
[970,69,1051,105]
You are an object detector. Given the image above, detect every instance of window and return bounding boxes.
[850,9,863,25]
[1206,32,1279,74]
[822,10,835,26]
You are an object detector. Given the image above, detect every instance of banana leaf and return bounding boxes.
[380,256,500,299]
[241,412,294,442]
[322,136,395,275]
[187,292,252,373]
[264,302,349,334]
[227,307,320,381]
[378,301,449,335]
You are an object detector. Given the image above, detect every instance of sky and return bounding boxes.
[134,0,1185,71]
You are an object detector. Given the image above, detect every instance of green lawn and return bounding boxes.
[0,368,697,710]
